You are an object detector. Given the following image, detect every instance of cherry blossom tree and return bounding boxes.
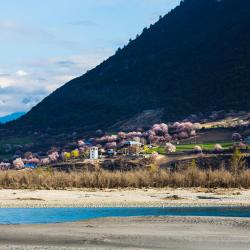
[96,135,117,144]
[41,158,50,165]
[118,132,127,139]
[77,140,85,147]
[127,132,142,139]
[193,123,202,130]
[147,123,171,143]
[105,142,117,149]
[178,131,189,139]
[149,152,159,162]
[214,144,223,152]
[194,145,202,153]
[232,133,242,141]
[48,151,60,162]
[190,130,196,137]
[165,143,176,153]
[13,158,24,169]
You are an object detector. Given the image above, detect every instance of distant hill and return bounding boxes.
[6,0,250,133]
[0,112,25,124]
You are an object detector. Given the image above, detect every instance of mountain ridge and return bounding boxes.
[5,0,250,133]
[0,112,25,124]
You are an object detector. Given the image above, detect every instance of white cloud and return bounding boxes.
[16,70,28,77]
[0,49,112,116]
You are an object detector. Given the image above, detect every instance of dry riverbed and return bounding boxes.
[0,188,249,208]
[0,216,249,249]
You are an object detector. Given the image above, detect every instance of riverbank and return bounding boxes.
[0,216,249,249]
[0,188,249,208]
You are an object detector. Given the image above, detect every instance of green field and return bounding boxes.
[147,141,234,154]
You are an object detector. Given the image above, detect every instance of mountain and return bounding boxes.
[0,112,25,124]
[6,0,250,133]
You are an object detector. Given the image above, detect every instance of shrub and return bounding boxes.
[214,144,223,152]
[232,133,242,141]
[230,148,246,175]
[165,143,176,153]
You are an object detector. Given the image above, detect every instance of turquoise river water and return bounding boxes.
[0,207,249,224]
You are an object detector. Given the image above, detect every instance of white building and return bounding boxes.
[90,147,99,160]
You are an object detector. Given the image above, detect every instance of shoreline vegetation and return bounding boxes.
[0,149,249,208]
[0,164,249,190]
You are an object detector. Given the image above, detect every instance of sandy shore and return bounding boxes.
[0,188,249,208]
[0,216,249,249]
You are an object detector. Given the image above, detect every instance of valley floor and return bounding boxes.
[0,216,249,249]
[0,188,250,208]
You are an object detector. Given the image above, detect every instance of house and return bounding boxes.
[123,141,142,155]
[24,163,37,169]
[107,148,117,157]
[90,147,99,160]
[124,141,141,146]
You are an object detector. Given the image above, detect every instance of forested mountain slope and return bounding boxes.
[6,0,250,132]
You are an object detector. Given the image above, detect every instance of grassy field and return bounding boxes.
[147,141,234,154]
[176,141,234,151]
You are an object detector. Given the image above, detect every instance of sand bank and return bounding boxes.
[0,216,249,249]
[0,188,249,208]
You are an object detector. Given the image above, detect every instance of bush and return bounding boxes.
[230,148,246,175]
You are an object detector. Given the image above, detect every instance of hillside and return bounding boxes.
[6,0,250,133]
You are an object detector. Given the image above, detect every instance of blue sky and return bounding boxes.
[0,0,180,116]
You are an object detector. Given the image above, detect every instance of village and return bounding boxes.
[1,113,250,172]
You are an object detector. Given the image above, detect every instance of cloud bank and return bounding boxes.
[0,50,111,116]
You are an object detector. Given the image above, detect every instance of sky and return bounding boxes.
[0,0,181,116]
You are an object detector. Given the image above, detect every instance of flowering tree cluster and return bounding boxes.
[95,132,144,149]
[91,121,201,150]
[144,122,200,144]
[146,123,171,143]
[171,122,198,140]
